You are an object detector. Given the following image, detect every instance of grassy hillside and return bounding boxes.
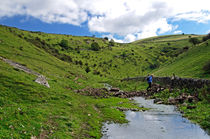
[2,25,150,79]
[154,39,210,78]
[0,24,209,138]
[2,25,207,80]
[133,34,202,43]
[131,34,210,79]
[0,25,143,138]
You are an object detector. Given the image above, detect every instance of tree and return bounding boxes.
[189,37,200,45]
[104,37,109,40]
[59,39,69,49]
[109,39,115,46]
[202,33,210,42]
[85,66,90,73]
[91,42,100,51]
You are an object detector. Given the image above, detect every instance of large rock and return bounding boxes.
[35,75,50,88]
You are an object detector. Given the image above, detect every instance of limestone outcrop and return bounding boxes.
[0,56,50,88]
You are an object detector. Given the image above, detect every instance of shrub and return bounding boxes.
[202,33,210,42]
[60,54,72,62]
[91,42,100,51]
[79,60,83,65]
[109,39,115,46]
[75,60,79,65]
[85,67,90,73]
[60,39,69,49]
[104,37,109,40]
[183,46,189,50]
[149,63,159,69]
[93,70,100,75]
[189,37,200,45]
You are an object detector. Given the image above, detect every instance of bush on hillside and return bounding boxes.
[79,60,83,66]
[183,46,189,50]
[93,70,100,75]
[109,39,115,46]
[149,63,159,69]
[59,39,69,49]
[104,37,109,40]
[60,54,72,62]
[189,37,200,45]
[202,33,210,42]
[85,66,91,73]
[91,42,100,51]
[203,60,210,74]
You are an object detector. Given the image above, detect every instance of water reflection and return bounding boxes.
[102,97,210,139]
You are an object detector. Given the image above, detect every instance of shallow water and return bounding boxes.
[101,97,210,139]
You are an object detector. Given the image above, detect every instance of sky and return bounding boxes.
[0,0,210,43]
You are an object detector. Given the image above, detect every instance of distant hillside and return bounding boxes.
[154,39,210,79]
[132,34,203,44]
[1,25,209,79]
[131,34,210,79]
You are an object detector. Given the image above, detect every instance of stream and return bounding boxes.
[101,97,210,139]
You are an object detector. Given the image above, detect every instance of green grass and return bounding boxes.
[133,34,202,43]
[154,40,210,78]
[0,24,210,137]
[151,87,210,130]
[179,101,210,130]
[0,25,146,138]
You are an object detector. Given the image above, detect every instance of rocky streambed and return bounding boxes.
[75,83,210,138]
[74,83,164,98]
[101,97,210,139]
[75,83,199,106]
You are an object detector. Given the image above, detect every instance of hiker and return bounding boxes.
[146,74,153,91]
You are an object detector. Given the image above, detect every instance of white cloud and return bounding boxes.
[0,0,210,42]
[173,30,182,34]
[101,34,124,43]
[0,0,88,25]
[173,11,210,23]
[124,34,137,43]
[88,1,173,36]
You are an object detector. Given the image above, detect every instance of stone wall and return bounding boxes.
[122,76,210,89]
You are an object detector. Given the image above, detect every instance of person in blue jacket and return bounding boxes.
[146,74,153,91]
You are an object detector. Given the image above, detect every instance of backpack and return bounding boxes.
[147,76,149,81]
